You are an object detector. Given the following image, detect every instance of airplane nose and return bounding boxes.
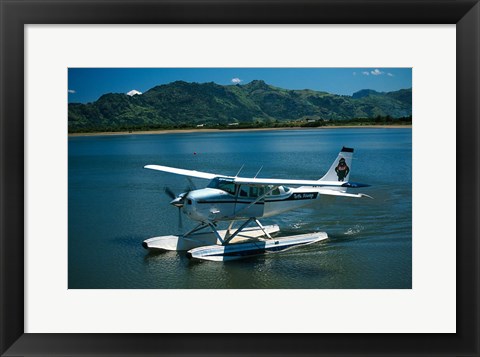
[169,192,187,208]
[170,197,184,208]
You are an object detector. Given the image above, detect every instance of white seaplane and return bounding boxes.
[142,147,372,261]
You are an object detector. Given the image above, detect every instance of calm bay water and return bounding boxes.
[68,128,412,289]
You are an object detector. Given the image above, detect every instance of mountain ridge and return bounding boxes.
[68,80,412,133]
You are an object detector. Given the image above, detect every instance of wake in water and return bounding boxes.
[290,222,308,230]
[343,224,365,236]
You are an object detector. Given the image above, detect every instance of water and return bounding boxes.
[68,128,412,289]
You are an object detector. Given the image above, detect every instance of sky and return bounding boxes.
[68,68,412,104]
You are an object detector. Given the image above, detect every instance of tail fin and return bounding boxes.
[319,147,354,183]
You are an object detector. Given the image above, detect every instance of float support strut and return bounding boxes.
[223,218,256,245]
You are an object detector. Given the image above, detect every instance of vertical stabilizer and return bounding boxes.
[319,147,354,182]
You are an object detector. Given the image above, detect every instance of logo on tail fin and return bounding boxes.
[335,157,350,181]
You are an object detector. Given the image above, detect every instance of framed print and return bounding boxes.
[1,0,479,356]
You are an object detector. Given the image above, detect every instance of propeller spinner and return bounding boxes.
[164,187,189,207]
[164,186,192,231]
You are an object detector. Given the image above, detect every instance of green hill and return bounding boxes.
[68,80,412,133]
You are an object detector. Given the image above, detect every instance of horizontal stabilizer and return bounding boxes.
[341,182,371,188]
[317,189,373,199]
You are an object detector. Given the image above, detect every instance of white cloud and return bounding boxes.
[231,78,242,84]
[387,73,394,77]
[371,69,384,76]
[68,89,76,94]
[362,71,370,76]
[126,89,142,96]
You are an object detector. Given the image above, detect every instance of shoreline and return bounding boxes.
[68,125,412,137]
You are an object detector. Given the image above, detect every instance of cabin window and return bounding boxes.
[266,185,281,196]
[248,186,265,198]
[258,187,265,197]
[239,186,248,197]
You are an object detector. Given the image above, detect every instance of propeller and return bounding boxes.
[163,186,192,233]
[164,187,176,200]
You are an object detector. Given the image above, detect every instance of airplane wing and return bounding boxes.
[144,165,216,180]
[144,165,370,192]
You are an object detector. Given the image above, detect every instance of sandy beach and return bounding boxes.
[68,125,412,137]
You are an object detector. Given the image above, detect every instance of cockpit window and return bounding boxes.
[208,178,236,195]
[207,178,219,189]
[219,182,236,195]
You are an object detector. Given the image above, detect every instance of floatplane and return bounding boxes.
[142,147,372,261]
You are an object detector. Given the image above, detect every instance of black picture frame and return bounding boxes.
[1,0,479,356]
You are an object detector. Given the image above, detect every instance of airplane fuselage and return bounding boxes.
[182,185,322,222]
